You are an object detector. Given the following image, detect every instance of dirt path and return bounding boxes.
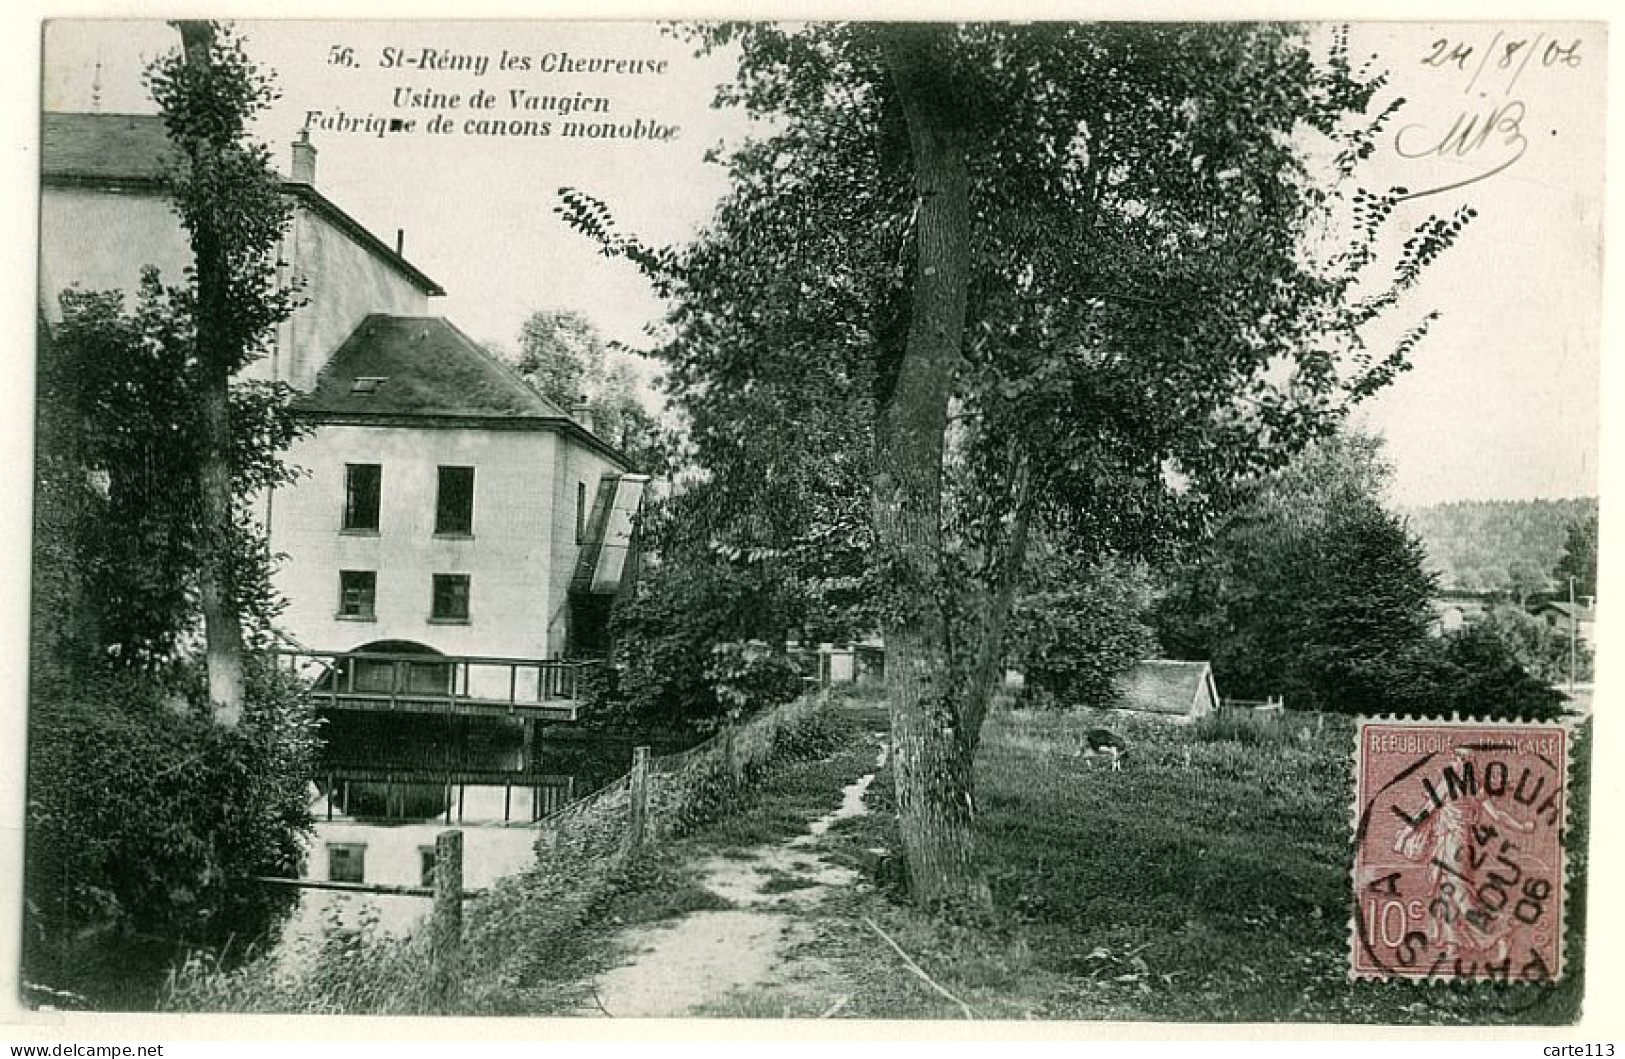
[584,744,888,1018]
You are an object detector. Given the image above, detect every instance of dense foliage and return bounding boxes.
[1403,498,1597,597]
[43,278,304,669]
[1007,552,1160,710]
[1429,622,1565,718]
[26,23,316,1003]
[23,658,318,1002]
[1157,434,1429,711]
[1474,603,1593,686]
[497,308,666,473]
[588,500,809,731]
[144,22,303,717]
[1158,433,1568,719]
[1552,509,1599,600]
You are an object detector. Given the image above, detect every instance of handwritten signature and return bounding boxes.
[1394,101,1527,200]
[1392,31,1581,202]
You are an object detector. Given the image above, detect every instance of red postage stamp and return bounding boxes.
[1352,719,1568,982]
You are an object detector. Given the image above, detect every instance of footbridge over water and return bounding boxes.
[274,648,598,723]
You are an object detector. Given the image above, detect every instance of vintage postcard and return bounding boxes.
[13,13,1612,1035]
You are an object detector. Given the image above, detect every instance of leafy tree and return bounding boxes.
[504,309,665,471]
[594,360,663,467]
[595,502,806,730]
[1007,551,1160,710]
[1157,432,1441,713]
[45,278,303,670]
[1433,622,1566,720]
[591,374,877,733]
[1507,558,1554,607]
[144,21,300,723]
[512,308,606,407]
[30,303,315,994]
[562,23,1470,908]
[1553,510,1599,599]
[1157,433,1575,718]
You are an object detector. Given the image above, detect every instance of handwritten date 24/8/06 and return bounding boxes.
[1421,33,1582,84]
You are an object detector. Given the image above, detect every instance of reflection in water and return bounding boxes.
[277,715,693,948]
[313,713,652,826]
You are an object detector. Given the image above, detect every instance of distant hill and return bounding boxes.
[1400,498,1597,595]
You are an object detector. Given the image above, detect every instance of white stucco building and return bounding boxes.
[273,313,639,665]
[40,111,644,687]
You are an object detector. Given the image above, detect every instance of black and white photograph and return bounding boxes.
[9,10,1616,1035]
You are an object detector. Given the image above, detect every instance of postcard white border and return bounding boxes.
[4,0,1622,1045]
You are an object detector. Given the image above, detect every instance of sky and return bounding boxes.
[36,18,1607,507]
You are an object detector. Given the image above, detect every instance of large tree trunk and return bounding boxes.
[179,20,245,726]
[875,24,989,912]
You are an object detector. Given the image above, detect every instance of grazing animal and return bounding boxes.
[1076,727,1130,771]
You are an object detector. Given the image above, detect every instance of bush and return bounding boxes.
[24,656,319,996]
[705,640,805,722]
[1431,623,1567,720]
[1008,553,1159,710]
[1476,604,1593,685]
[595,553,806,731]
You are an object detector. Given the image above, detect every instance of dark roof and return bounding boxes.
[298,315,573,420]
[1537,601,1597,620]
[41,112,444,296]
[1114,660,1216,716]
[42,112,174,182]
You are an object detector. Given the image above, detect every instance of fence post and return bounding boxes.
[627,746,650,851]
[724,720,742,785]
[429,829,464,1009]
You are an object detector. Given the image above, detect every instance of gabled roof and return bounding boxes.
[298,315,572,420]
[1114,659,1217,716]
[41,111,444,296]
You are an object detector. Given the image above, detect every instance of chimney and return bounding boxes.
[570,394,595,435]
[395,229,405,256]
[291,129,317,185]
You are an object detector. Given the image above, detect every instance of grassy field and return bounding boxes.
[695,702,1591,1023]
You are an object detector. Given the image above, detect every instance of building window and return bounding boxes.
[338,570,377,620]
[435,466,475,536]
[420,847,437,888]
[576,481,587,543]
[431,574,471,623]
[343,464,381,532]
[328,843,366,884]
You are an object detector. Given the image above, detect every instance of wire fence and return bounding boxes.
[460,691,839,969]
[533,690,829,856]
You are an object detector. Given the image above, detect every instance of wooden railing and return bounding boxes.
[1220,695,1286,712]
[274,649,599,721]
